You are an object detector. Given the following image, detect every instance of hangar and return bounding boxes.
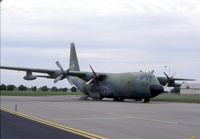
[180,83,200,95]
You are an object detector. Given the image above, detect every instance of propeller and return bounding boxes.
[163,72,176,86]
[56,61,65,73]
[86,65,97,85]
[54,61,75,84]
[86,65,105,85]
[89,65,97,77]
[54,61,68,83]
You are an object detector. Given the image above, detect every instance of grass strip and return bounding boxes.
[0,91,83,96]
[152,94,200,103]
[1,91,200,103]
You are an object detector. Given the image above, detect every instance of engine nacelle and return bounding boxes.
[168,83,181,87]
[23,75,37,80]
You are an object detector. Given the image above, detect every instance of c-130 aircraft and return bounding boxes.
[0,43,194,102]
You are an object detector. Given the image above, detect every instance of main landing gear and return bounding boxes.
[141,98,150,103]
[113,97,124,102]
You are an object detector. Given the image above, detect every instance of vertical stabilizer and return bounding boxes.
[68,43,85,93]
[69,43,80,71]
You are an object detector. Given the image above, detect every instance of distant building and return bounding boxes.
[180,83,200,95]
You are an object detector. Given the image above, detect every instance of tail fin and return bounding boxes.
[69,43,80,71]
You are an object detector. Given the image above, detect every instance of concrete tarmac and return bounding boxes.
[1,96,200,139]
[1,110,88,139]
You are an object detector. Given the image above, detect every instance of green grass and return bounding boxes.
[0,91,83,96]
[152,94,200,103]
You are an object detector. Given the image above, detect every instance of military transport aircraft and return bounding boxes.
[0,43,194,102]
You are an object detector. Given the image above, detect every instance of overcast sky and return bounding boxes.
[1,0,200,88]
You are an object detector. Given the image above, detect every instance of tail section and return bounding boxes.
[69,43,80,71]
[67,43,86,92]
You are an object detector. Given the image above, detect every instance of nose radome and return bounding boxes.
[150,84,164,97]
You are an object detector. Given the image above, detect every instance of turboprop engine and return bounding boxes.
[83,65,113,100]
[23,71,37,80]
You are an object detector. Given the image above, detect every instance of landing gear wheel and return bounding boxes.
[113,97,120,101]
[113,97,124,102]
[135,99,142,101]
[119,97,124,102]
[99,94,103,100]
[142,98,150,103]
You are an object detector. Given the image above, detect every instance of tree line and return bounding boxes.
[0,84,77,92]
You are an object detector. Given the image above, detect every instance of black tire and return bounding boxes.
[119,97,124,101]
[113,97,120,101]
[142,98,150,103]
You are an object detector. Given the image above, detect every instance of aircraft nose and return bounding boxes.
[150,84,164,97]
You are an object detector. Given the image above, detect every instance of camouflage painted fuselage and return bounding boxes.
[69,71,163,100]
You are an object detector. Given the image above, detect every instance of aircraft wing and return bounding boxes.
[172,78,195,81]
[0,66,60,80]
[0,66,106,82]
[67,71,106,82]
[0,66,56,74]
[157,76,195,87]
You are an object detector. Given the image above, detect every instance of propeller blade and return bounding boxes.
[89,65,97,77]
[163,72,170,80]
[54,61,73,84]
[54,74,64,83]
[86,78,94,85]
[171,72,176,79]
[56,61,64,73]
[86,65,106,86]
[85,65,98,85]
[163,72,172,86]
[66,77,74,85]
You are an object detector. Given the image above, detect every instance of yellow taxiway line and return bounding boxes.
[0,108,108,139]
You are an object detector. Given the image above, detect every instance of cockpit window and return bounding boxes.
[140,75,150,81]
[139,75,151,81]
